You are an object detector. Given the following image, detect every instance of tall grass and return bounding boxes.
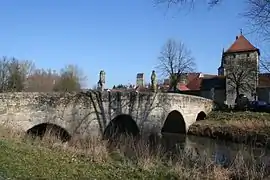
[0,125,269,179]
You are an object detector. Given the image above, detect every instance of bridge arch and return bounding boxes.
[26,123,71,142]
[161,110,186,134]
[103,114,140,140]
[196,111,207,121]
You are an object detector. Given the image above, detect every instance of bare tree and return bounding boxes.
[225,57,258,99]
[0,57,10,92]
[155,0,270,77]
[155,0,221,9]
[0,57,34,92]
[7,58,35,92]
[25,68,60,92]
[243,0,270,41]
[155,0,270,40]
[157,39,196,92]
[53,64,87,92]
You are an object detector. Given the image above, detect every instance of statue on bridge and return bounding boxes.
[151,70,157,92]
[98,70,106,91]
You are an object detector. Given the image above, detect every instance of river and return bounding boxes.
[161,133,270,168]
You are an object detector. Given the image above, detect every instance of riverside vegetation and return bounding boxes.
[188,111,270,147]
[0,120,270,180]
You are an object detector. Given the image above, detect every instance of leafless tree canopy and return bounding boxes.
[157,39,196,91]
[155,0,270,73]
[244,0,270,41]
[155,0,270,39]
[54,65,86,92]
[25,69,59,92]
[0,57,35,92]
[0,56,87,93]
[226,57,257,97]
[154,0,221,9]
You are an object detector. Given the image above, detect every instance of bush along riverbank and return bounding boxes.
[188,111,270,147]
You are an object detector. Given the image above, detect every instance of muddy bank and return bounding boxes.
[187,112,270,148]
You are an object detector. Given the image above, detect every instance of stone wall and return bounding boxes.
[200,89,226,105]
[0,91,213,139]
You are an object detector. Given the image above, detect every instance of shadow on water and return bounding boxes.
[164,134,270,168]
[102,113,270,170]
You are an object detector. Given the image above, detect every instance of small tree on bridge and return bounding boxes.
[156,39,196,92]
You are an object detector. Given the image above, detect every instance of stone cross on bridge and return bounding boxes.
[0,91,213,141]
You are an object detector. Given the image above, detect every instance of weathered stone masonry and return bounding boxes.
[0,91,213,140]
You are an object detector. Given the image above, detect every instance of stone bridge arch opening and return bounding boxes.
[103,114,140,140]
[161,110,186,134]
[196,111,207,121]
[26,123,71,142]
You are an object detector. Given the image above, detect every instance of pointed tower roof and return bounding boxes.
[225,33,259,54]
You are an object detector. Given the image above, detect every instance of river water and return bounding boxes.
[161,133,270,168]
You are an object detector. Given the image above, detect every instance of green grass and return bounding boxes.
[205,111,270,122]
[0,139,180,180]
[194,111,270,130]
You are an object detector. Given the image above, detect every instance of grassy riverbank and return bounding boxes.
[188,111,270,147]
[0,126,268,179]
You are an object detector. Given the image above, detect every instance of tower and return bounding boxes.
[218,48,225,76]
[136,73,145,87]
[218,31,260,106]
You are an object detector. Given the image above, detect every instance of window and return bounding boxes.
[247,53,250,57]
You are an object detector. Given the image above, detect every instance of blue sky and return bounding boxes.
[0,0,264,88]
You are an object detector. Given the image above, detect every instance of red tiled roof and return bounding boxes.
[225,35,258,53]
[162,73,221,91]
[186,73,202,91]
[177,83,190,91]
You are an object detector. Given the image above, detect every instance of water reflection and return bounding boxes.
[162,133,270,167]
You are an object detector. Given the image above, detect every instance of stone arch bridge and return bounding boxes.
[0,91,213,141]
